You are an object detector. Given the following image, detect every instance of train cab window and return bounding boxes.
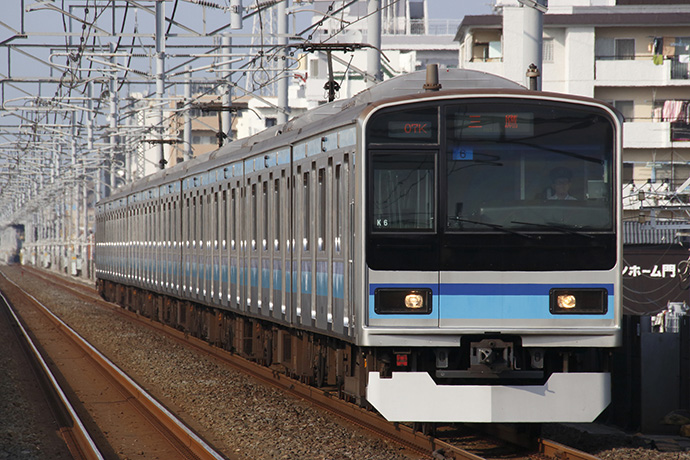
[370,152,435,231]
[444,101,614,233]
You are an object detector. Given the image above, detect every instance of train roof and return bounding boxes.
[100,69,527,203]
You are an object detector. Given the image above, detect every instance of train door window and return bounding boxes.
[303,171,310,251]
[231,189,236,250]
[318,168,326,252]
[173,201,178,246]
[191,197,195,247]
[334,164,341,253]
[222,190,227,250]
[274,177,281,251]
[206,191,219,249]
[185,197,190,247]
[262,181,268,251]
[252,183,257,251]
[200,194,205,248]
[215,192,220,249]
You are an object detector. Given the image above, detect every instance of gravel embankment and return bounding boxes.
[0,266,413,460]
[3,265,690,459]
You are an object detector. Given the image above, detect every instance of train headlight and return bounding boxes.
[375,288,432,314]
[557,294,577,309]
[405,293,424,309]
[549,288,608,315]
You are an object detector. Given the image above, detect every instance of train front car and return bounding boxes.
[362,92,622,423]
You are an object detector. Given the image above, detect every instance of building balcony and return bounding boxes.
[595,58,690,87]
[624,121,690,149]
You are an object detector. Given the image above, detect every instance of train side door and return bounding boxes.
[228,176,244,312]
[292,161,314,328]
[219,183,229,308]
[271,167,290,324]
[331,152,352,338]
[245,174,260,316]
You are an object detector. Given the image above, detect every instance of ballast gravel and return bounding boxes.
[3,265,690,459]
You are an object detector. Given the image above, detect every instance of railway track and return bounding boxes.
[13,265,602,460]
[0,289,100,459]
[0,268,226,460]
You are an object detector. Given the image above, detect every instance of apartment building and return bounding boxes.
[455,0,690,220]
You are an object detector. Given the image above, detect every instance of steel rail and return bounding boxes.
[22,267,489,460]
[0,270,227,460]
[0,288,103,460]
[539,438,602,460]
[23,266,603,460]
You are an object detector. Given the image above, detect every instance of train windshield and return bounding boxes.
[445,102,615,233]
[366,98,618,271]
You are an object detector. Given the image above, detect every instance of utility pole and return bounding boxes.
[277,0,289,124]
[184,65,193,161]
[367,0,382,86]
[109,42,118,197]
[221,35,233,140]
[156,0,167,169]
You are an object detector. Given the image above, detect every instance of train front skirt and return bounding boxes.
[366,372,611,423]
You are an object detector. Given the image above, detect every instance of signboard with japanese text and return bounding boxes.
[623,246,690,315]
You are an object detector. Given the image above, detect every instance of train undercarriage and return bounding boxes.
[99,279,612,408]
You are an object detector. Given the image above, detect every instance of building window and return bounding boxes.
[265,118,277,128]
[615,39,635,60]
[192,135,216,145]
[596,38,635,60]
[310,58,319,78]
[623,163,633,185]
[543,38,554,63]
[613,100,634,121]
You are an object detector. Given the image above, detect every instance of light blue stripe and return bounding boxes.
[441,294,614,319]
[369,283,615,320]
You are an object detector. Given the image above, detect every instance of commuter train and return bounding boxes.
[95,68,622,423]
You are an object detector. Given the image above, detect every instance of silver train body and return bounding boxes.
[96,69,623,423]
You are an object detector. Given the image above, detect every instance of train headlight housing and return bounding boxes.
[549,288,608,315]
[375,288,432,314]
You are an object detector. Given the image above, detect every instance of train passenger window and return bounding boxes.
[370,152,435,231]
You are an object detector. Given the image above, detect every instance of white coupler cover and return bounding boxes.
[367,372,611,423]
